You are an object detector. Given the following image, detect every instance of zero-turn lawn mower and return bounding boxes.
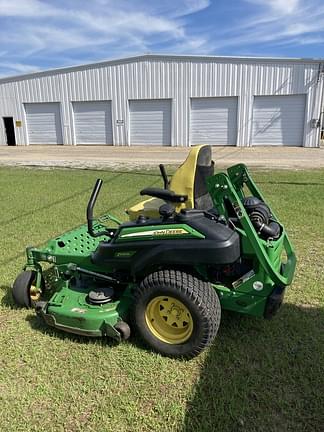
[12,145,296,358]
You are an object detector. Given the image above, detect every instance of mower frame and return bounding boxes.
[20,163,296,342]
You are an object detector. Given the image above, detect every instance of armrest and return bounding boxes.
[140,187,188,203]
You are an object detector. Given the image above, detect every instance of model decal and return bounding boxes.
[232,270,255,289]
[71,308,87,314]
[115,251,136,257]
[120,228,189,238]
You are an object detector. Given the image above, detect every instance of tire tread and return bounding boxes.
[133,269,221,358]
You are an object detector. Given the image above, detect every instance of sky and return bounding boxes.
[0,0,324,78]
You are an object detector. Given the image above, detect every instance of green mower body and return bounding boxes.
[13,153,296,358]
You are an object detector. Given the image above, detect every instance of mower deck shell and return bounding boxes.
[36,276,133,338]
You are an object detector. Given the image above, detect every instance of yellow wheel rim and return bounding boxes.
[30,284,41,302]
[145,296,193,344]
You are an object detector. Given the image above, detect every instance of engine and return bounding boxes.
[243,197,281,240]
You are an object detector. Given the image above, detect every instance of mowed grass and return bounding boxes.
[0,166,323,432]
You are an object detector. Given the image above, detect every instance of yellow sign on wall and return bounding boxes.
[15,120,22,127]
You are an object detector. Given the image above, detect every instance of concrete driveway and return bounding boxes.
[0,145,324,169]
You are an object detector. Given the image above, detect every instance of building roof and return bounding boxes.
[0,53,323,84]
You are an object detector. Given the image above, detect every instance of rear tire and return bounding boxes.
[12,271,43,308]
[133,270,221,358]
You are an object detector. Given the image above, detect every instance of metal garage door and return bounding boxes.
[252,95,306,146]
[190,97,238,146]
[73,101,113,145]
[25,103,63,144]
[129,99,171,146]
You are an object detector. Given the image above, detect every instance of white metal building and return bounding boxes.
[0,54,323,147]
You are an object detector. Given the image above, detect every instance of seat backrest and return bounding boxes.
[170,145,214,212]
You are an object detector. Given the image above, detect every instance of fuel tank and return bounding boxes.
[91,210,240,274]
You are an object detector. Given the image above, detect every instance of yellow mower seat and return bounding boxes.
[127,145,214,220]
[127,197,165,220]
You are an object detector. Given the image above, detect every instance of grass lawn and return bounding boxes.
[0,166,323,432]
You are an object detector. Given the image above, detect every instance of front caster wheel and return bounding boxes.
[114,321,131,340]
[133,270,221,359]
[12,271,43,308]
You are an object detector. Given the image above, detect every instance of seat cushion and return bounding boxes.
[127,197,165,221]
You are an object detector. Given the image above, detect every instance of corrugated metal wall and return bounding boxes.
[0,55,323,147]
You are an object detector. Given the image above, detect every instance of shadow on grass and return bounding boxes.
[24,314,122,349]
[1,167,163,232]
[0,175,161,268]
[1,281,145,353]
[257,180,324,186]
[24,306,151,355]
[0,282,121,349]
[35,165,163,177]
[1,284,18,309]
[0,172,126,227]
[183,304,324,432]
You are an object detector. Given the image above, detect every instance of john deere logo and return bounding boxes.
[153,229,187,236]
[120,228,189,238]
